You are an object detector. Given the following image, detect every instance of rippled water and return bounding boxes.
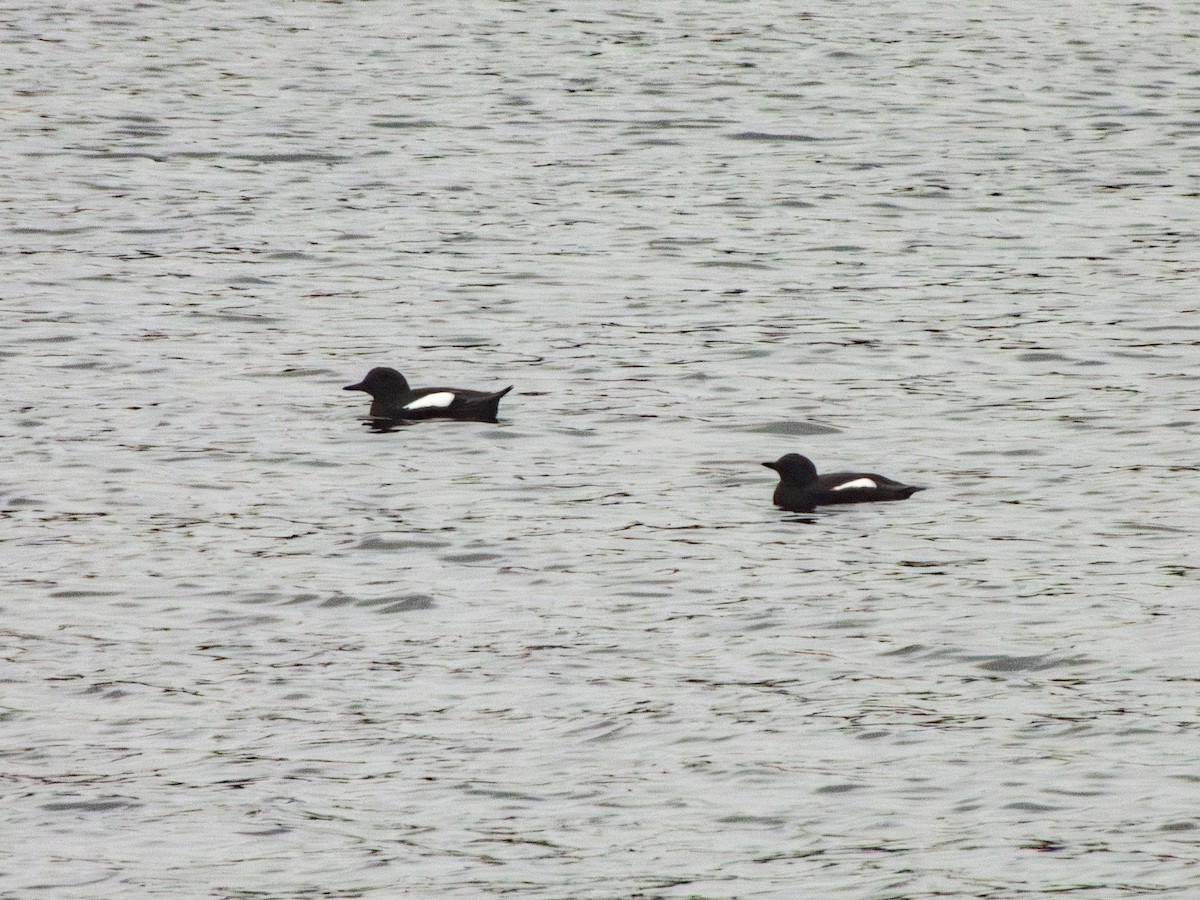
[4,2,1200,897]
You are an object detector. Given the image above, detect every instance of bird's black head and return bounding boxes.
[344,367,410,397]
[762,453,819,485]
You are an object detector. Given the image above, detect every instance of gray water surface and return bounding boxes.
[4,2,1199,897]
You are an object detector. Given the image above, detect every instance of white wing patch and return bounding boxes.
[404,391,455,411]
[831,477,877,492]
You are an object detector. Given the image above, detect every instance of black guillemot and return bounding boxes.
[763,453,925,512]
[344,367,512,427]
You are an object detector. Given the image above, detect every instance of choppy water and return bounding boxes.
[3,2,1199,897]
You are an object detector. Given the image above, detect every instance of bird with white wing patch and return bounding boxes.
[762,453,925,513]
[344,367,512,428]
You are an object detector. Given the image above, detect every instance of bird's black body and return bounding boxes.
[763,453,925,513]
[344,367,512,426]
